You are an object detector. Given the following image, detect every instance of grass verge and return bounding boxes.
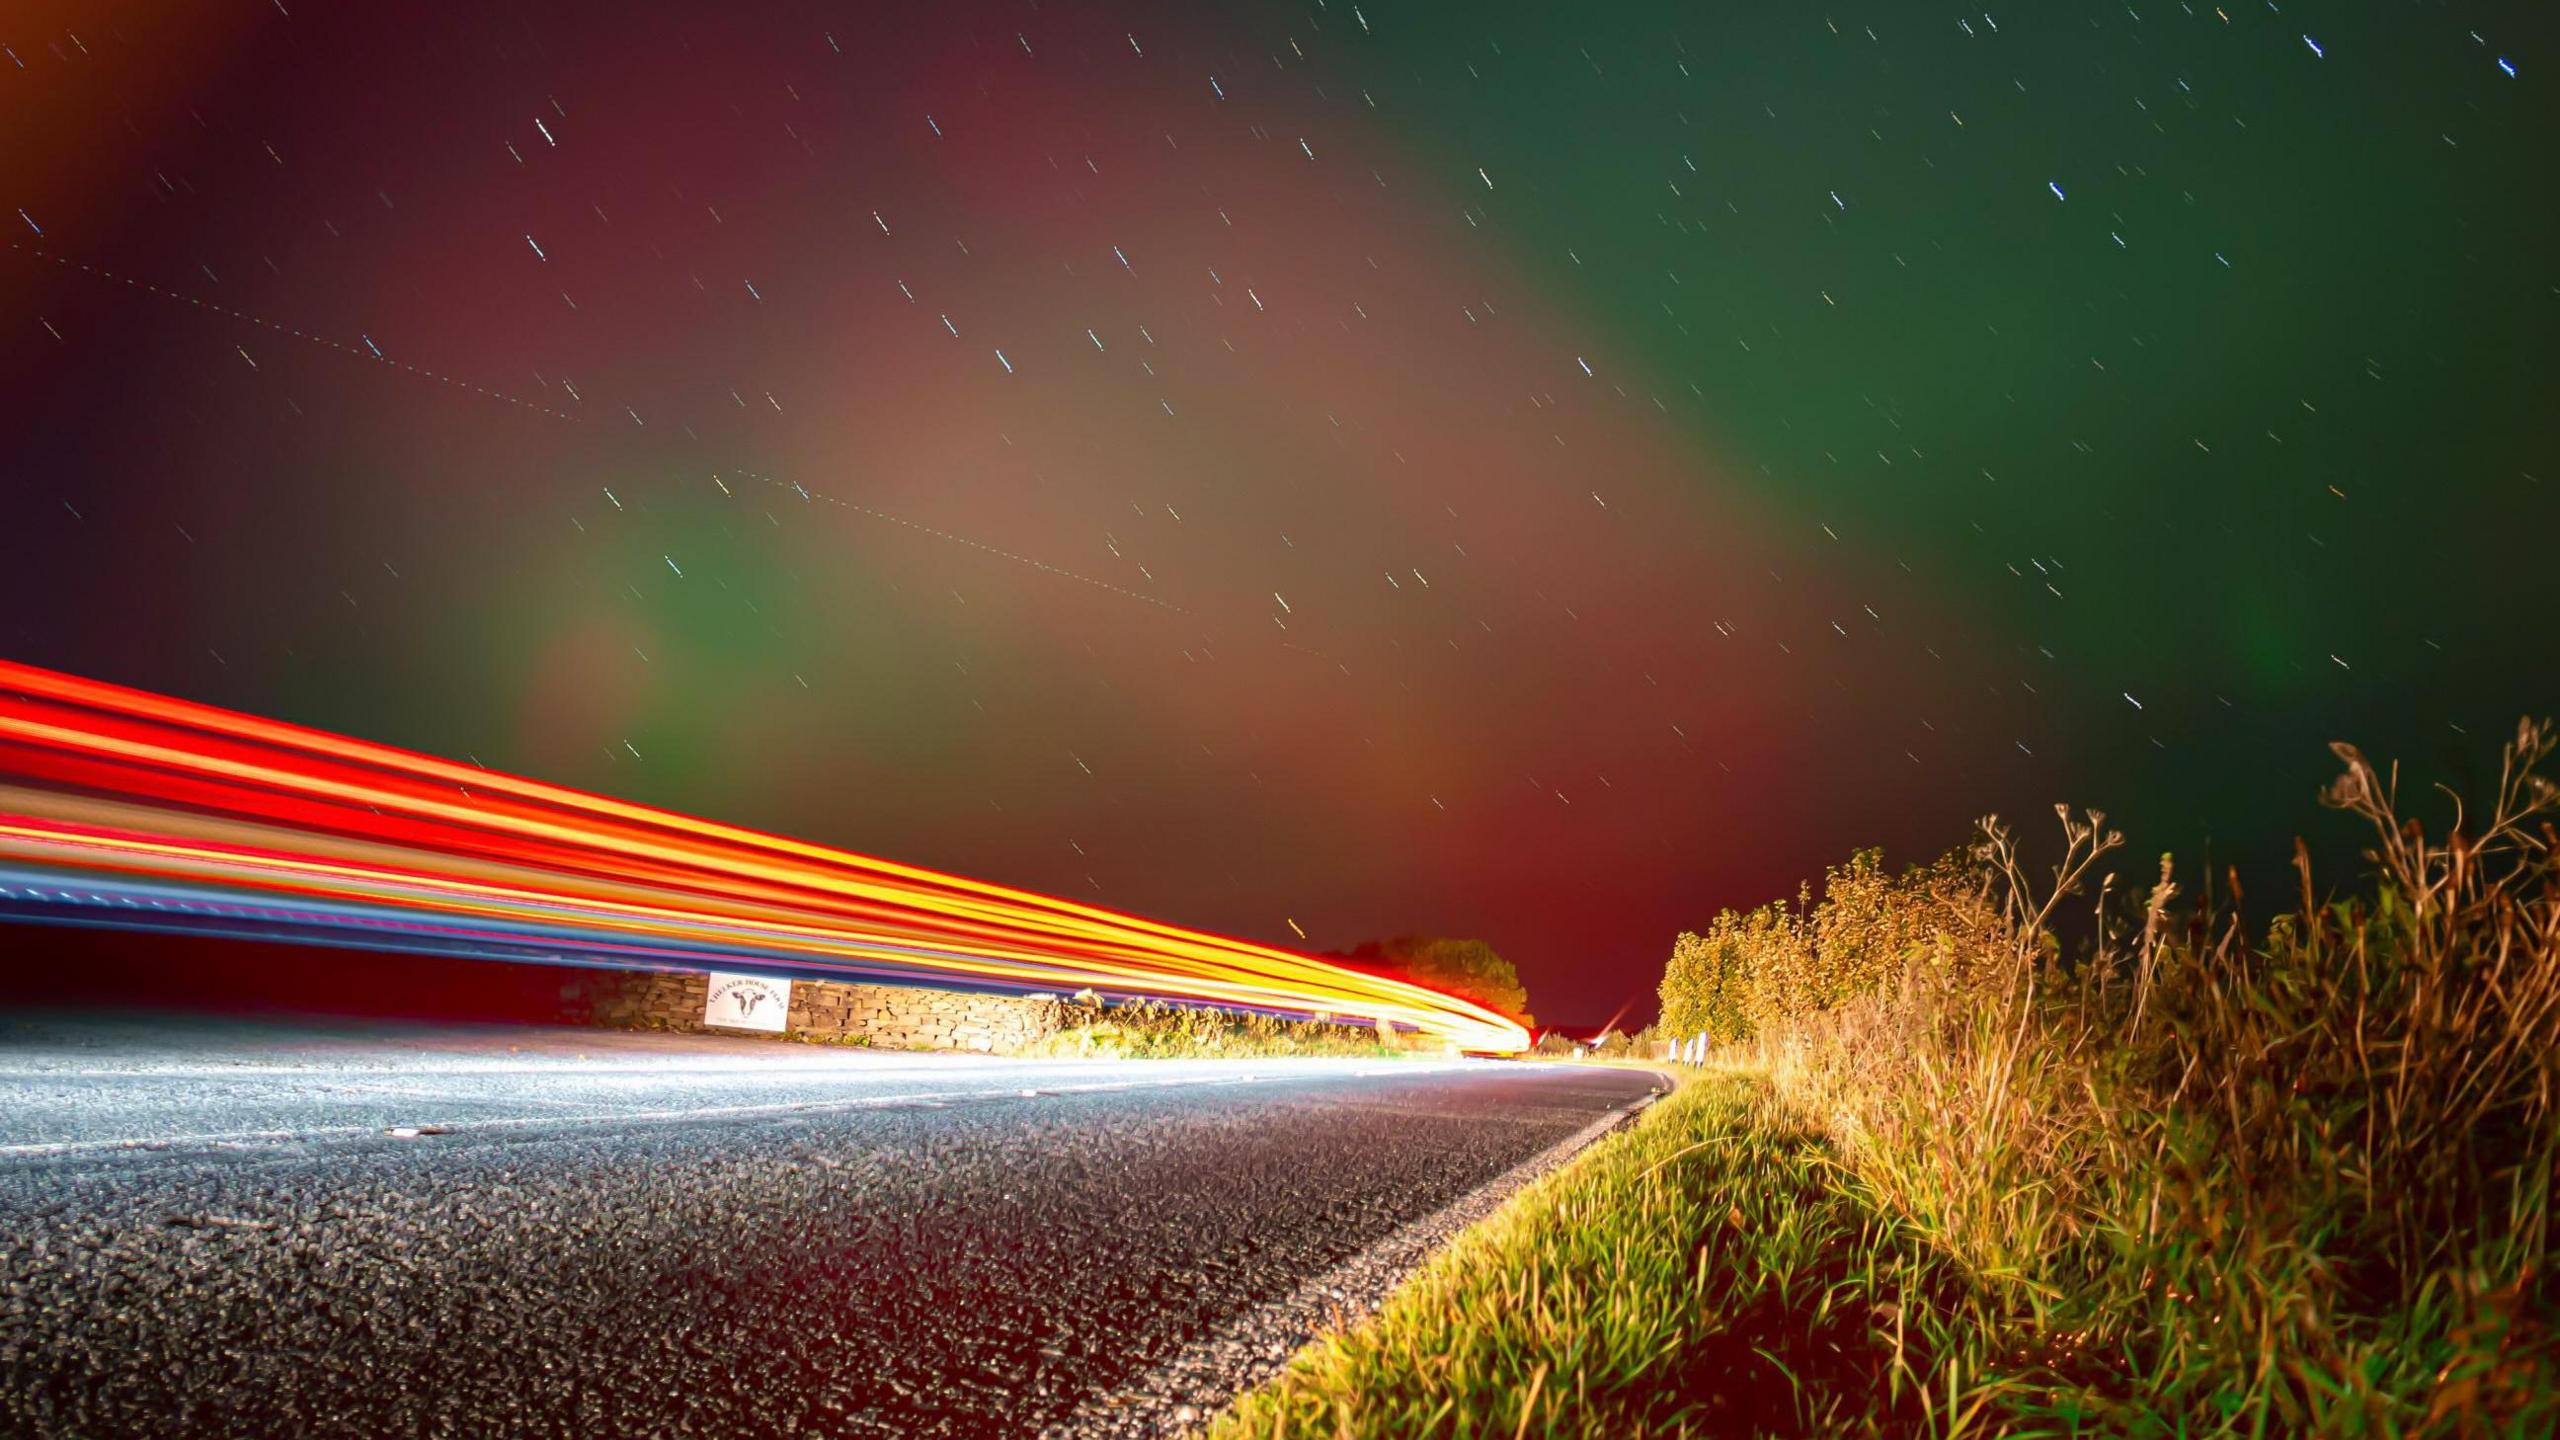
[1211,1066,1969,1439]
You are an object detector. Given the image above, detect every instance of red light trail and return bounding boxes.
[0,660,1529,1053]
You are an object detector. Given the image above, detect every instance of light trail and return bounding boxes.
[0,661,1529,1052]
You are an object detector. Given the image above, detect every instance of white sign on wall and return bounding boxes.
[703,972,791,1032]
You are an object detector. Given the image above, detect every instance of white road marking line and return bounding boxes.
[1045,1074,1660,1439]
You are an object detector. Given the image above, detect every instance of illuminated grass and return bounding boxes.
[1210,1068,1965,1438]
[1214,723,2560,1435]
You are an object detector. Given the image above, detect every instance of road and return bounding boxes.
[0,1012,1660,1438]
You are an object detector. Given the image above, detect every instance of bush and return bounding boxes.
[1658,849,2006,1044]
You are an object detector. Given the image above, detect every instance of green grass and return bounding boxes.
[1212,1067,1972,1439]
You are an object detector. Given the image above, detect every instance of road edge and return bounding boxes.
[1049,1065,1672,1440]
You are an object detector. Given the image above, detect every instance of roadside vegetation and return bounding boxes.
[1216,719,2559,1435]
[1023,997,1426,1060]
[1212,1068,1962,1438]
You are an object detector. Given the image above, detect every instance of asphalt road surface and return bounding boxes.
[0,1012,1661,1438]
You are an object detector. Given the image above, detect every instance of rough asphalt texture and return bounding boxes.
[0,1013,1660,1438]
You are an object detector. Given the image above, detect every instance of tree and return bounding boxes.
[1657,906,1783,1044]
[1339,936,1534,1029]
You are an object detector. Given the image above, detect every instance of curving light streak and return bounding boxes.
[0,660,1530,1052]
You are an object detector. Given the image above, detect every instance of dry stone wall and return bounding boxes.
[568,969,1066,1054]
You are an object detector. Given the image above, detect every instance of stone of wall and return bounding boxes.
[789,982,1064,1053]
[565,969,1065,1054]
[570,969,706,1029]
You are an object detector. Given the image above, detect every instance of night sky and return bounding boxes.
[3,2,2553,1028]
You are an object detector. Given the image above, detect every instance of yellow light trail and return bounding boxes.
[0,660,1529,1052]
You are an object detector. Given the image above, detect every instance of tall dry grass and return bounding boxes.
[1686,719,2560,1431]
